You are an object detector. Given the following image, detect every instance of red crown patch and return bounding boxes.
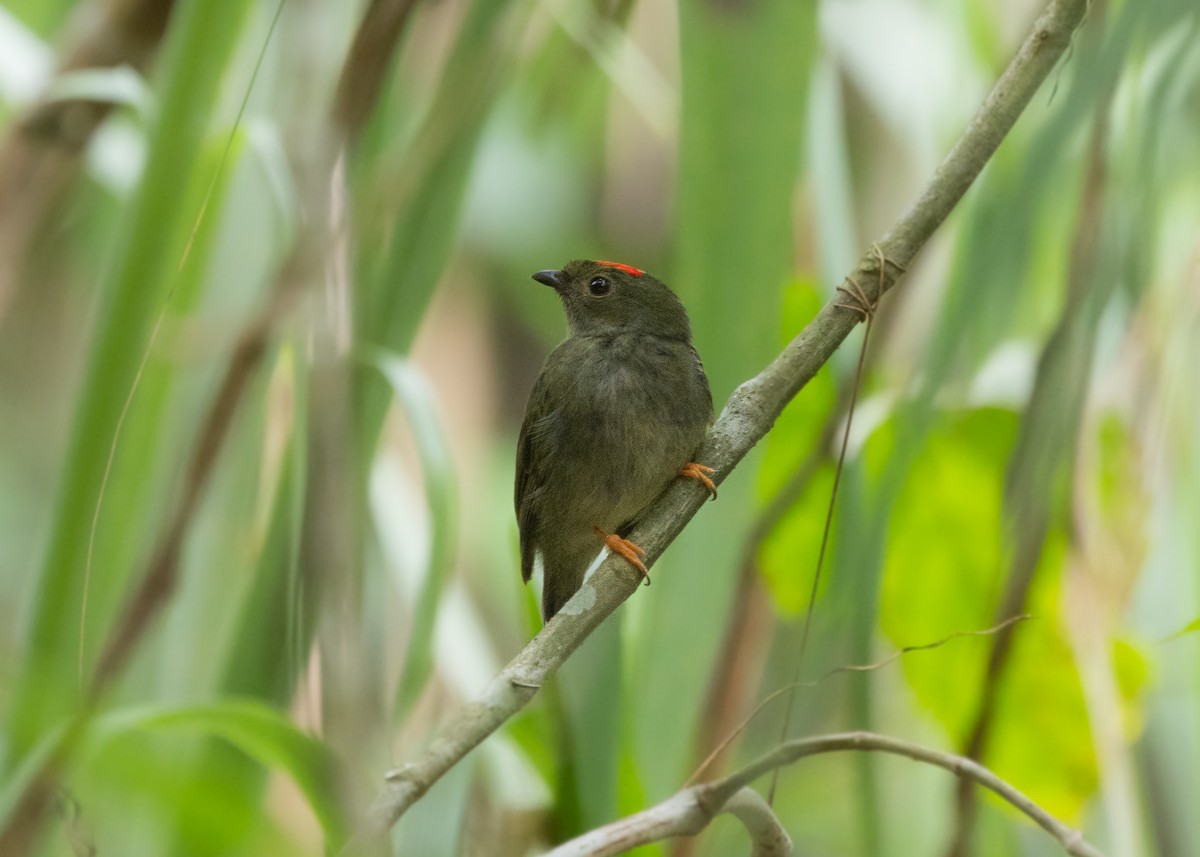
[596,260,645,277]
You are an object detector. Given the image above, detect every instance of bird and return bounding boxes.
[515,259,715,622]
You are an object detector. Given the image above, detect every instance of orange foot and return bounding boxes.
[678,462,717,499]
[593,526,650,585]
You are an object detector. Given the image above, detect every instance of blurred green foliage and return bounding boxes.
[0,0,1197,855]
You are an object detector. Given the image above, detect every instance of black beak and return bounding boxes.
[532,269,565,289]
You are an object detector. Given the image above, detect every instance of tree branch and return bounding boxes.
[547,786,791,857]
[554,732,1102,857]
[721,790,793,857]
[348,0,1089,846]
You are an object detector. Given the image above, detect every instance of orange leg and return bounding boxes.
[678,462,717,499]
[593,526,650,585]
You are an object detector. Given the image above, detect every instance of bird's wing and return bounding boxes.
[515,370,559,583]
[690,344,714,424]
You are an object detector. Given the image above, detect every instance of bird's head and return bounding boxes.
[532,259,692,341]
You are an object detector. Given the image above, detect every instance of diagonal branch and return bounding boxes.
[553,732,1102,857]
[348,0,1090,846]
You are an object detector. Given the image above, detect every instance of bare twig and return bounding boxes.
[349,0,1090,845]
[548,786,790,857]
[689,391,842,800]
[768,249,889,805]
[721,790,793,857]
[822,613,1033,678]
[550,732,1103,857]
[685,614,1032,788]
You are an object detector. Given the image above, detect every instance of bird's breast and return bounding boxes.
[549,334,709,529]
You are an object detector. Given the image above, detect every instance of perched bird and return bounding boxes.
[515,259,715,622]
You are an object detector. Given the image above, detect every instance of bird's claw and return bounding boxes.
[594,526,650,585]
[678,462,718,499]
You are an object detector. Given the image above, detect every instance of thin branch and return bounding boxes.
[822,613,1032,678]
[719,733,1103,857]
[685,614,1032,788]
[348,0,1089,845]
[722,790,793,857]
[688,383,847,804]
[769,259,882,805]
[550,732,1102,857]
[547,786,791,857]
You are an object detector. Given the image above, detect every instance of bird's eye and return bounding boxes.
[589,276,611,296]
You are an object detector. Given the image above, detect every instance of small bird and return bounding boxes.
[515,259,715,622]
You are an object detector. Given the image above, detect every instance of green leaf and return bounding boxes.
[10,0,256,759]
[757,277,838,614]
[0,720,74,830]
[353,0,527,453]
[220,354,308,705]
[369,353,458,722]
[555,619,623,835]
[989,539,1096,822]
[1111,636,1151,741]
[629,0,818,806]
[880,408,1020,736]
[879,407,1098,821]
[88,700,346,843]
[1164,617,1200,642]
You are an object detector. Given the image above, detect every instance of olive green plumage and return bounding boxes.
[515,260,713,621]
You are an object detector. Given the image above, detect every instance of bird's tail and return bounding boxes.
[541,560,590,623]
